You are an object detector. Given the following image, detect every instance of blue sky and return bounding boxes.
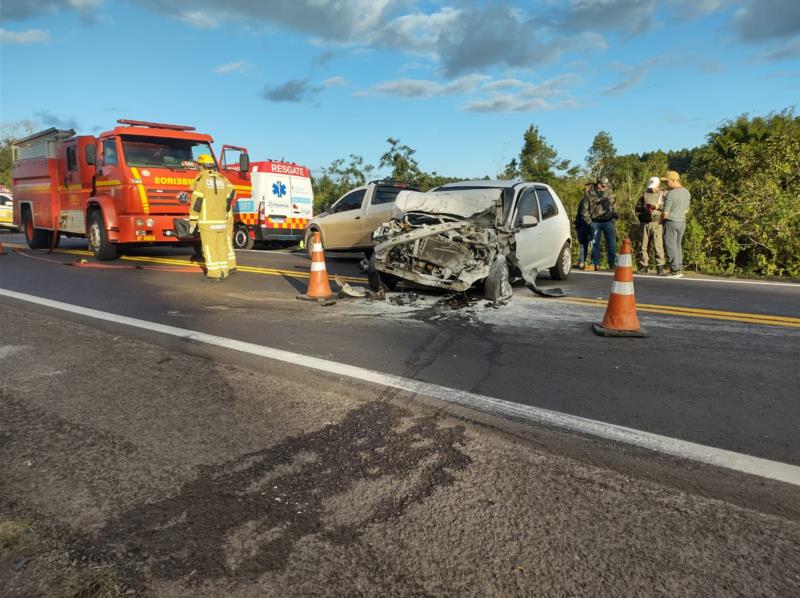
[1,1,798,178]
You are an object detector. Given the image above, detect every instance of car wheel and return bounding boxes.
[87,210,118,260]
[233,224,255,250]
[549,241,572,280]
[23,209,52,249]
[367,253,398,291]
[305,228,320,259]
[484,256,512,302]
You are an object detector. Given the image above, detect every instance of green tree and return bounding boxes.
[0,120,36,188]
[500,158,519,180]
[311,154,374,213]
[586,131,617,178]
[379,137,421,183]
[517,125,571,185]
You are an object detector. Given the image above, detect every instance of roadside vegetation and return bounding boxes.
[2,109,797,276]
[311,109,800,278]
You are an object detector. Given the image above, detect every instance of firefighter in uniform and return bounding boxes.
[190,154,236,281]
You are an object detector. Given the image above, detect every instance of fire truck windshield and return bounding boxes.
[120,135,213,169]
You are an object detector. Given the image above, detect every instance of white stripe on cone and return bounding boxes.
[617,254,632,267]
[310,261,327,272]
[312,243,323,252]
[611,281,635,295]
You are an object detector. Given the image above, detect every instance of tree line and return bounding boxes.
[312,110,800,278]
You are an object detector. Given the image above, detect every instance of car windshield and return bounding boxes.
[120,135,212,169]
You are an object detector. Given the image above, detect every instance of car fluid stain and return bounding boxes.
[89,402,470,583]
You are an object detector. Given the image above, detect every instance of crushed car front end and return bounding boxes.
[371,189,512,293]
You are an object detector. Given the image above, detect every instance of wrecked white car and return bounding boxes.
[368,180,572,301]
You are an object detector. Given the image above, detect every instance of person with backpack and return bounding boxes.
[634,176,666,275]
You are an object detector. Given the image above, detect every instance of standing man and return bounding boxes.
[574,182,593,269]
[660,171,691,278]
[580,175,618,271]
[190,154,236,282]
[635,176,666,275]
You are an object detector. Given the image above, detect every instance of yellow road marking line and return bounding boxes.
[4,242,366,284]
[563,296,800,325]
[561,298,800,328]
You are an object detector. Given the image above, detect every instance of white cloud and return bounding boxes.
[323,76,347,87]
[0,28,50,44]
[363,75,490,98]
[214,60,252,74]
[461,96,552,113]
[178,10,219,29]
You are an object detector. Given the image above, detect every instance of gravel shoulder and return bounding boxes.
[1,304,799,597]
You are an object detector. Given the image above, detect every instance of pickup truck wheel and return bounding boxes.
[549,241,572,281]
[305,228,320,259]
[367,253,398,292]
[23,210,51,249]
[233,224,255,250]
[87,210,118,261]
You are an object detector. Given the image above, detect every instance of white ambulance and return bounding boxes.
[229,160,314,249]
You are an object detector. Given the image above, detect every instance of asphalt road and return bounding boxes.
[4,305,799,597]
[1,232,799,469]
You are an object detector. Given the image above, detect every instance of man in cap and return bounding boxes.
[190,154,236,281]
[660,171,691,278]
[634,176,666,275]
[579,175,618,270]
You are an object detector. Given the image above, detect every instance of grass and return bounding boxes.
[71,566,123,598]
[0,519,31,552]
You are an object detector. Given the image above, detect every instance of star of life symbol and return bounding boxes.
[272,181,287,197]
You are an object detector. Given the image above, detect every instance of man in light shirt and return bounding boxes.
[660,171,691,278]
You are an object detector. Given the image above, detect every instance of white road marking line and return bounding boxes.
[2,287,799,487]
[577,270,800,288]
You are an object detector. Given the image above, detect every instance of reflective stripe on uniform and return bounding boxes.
[617,254,632,267]
[310,262,327,272]
[199,220,227,224]
[611,281,635,295]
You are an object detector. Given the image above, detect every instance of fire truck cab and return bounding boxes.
[12,119,249,260]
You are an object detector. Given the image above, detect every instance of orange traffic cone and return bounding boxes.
[592,239,648,337]
[0,241,6,255]
[298,231,333,300]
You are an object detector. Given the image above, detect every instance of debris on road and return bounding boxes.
[389,291,419,306]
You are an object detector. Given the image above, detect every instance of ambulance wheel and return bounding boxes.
[367,253,398,292]
[23,209,51,249]
[233,224,254,250]
[87,210,118,261]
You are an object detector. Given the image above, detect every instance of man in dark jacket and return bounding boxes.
[579,176,618,270]
[574,182,593,269]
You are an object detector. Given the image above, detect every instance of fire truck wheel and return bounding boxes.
[233,224,254,250]
[23,209,52,249]
[88,210,118,261]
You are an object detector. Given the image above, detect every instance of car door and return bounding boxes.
[357,184,400,247]
[322,188,366,249]
[512,186,549,272]
[533,186,564,268]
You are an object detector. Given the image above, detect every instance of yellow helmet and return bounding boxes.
[196,154,215,168]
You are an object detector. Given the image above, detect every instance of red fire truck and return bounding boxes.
[12,119,250,259]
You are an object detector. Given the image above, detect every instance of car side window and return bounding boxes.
[515,188,540,226]
[335,189,365,212]
[372,185,404,205]
[102,139,118,166]
[536,188,558,220]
